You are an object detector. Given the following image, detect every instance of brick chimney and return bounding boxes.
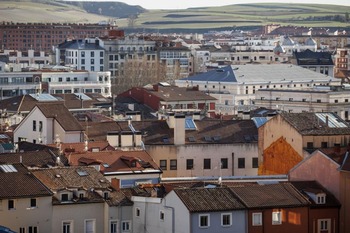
[153,84,159,92]
[111,178,120,191]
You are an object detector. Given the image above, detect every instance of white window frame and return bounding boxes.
[199,214,210,228]
[221,213,232,227]
[272,211,282,225]
[252,212,262,226]
[122,221,131,232]
[318,219,330,233]
[317,194,326,204]
[84,219,96,233]
[62,220,73,233]
[109,220,118,233]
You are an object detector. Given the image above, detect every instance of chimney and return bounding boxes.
[326,115,329,126]
[111,178,120,191]
[174,114,185,145]
[153,84,159,92]
[166,112,175,128]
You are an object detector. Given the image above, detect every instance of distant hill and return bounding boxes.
[60,1,146,18]
[0,1,349,32]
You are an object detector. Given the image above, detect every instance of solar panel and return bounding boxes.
[30,93,58,101]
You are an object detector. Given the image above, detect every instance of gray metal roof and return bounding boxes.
[181,64,334,84]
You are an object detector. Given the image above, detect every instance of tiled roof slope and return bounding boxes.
[318,147,350,172]
[148,86,217,102]
[174,187,245,212]
[0,163,52,199]
[0,150,67,168]
[68,150,161,173]
[280,112,350,136]
[32,166,132,206]
[36,103,83,131]
[291,181,340,208]
[230,183,310,208]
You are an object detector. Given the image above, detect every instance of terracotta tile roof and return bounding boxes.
[290,181,340,208]
[280,112,350,136]
[0,150,66,168]
[36,103,84,131]
[318,147,350,171]
[148,85,217,102]
[67,150,161,174]
[174,187,245,212]
[32,166,131,206]
[47,141,114,154]
[0,163,52,199]
[230,182,310,208]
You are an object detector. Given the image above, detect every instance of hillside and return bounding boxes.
[0,1,348,31]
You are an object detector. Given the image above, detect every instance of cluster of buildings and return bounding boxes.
[0,21,350,233]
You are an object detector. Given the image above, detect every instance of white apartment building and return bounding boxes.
[0,49,52,70]
[176,64,341,115]
[55,38,105,72]
[255,85,350,120]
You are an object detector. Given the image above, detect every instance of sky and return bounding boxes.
[94,0,350,9]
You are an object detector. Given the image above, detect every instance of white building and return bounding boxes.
[56,38,105,72]
[255,85,350,120]
[176,64,340,115]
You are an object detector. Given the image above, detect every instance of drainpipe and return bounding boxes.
[163,198,175,233]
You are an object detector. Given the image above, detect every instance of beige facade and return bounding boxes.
[147,142,258,178]
[0,196,52,232]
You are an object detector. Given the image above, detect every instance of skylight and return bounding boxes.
[185,118,197,130]
[77,170,88,176]
[0,164,18,173]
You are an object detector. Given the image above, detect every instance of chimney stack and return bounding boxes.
[174,114,185,145]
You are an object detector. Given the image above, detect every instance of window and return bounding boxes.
[104,192,109,199]
[272,211,282,225]
[221,213,232,227]
[30,198,37,208]
[85,219,95,233]
[100,59,103,64]
[335,99,338,103]
[319,219,330,231]
[135,208,140,217]
[79,193,84,199]
[221,158,228,169]
[204,159,211,169]
[252,157,259,168]
[33,120,36,131]
[321,142,328,148]
[61,193,69,202]
[100,51,103,57]
[91,51,95,57]
[19,228,25,233]
[91,59,94,64]
[66,77,70,82]
[8,199,14,210]
[122,221,130,232]
[317,194,326,204]
[160,210,165,221]
[81,51,85,57]
[186,159,193,170]
[59,77,62,82]
[238,158,245,168]
[170,159,177,170]
[252,213,262,226]
[110,221,117,233]
[28,227,37,233]
[307,142,314,149]
[63,221,72,233]
[81,59,85,65]
[160,160,167,170]
[199,214,210,228]
[39,121,43,132]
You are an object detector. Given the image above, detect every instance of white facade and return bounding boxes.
[255,85,350,120]
[0,196,53,233]
[41,70,111,97]
[0,49,52,70]
[13,106,82,144]
[176,64,341,115]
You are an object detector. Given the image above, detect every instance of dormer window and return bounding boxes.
[79,193,84,199]
[103,192,109,199]
[131,161,136,167]
[317,194,326,204]
[61,193,69,202]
